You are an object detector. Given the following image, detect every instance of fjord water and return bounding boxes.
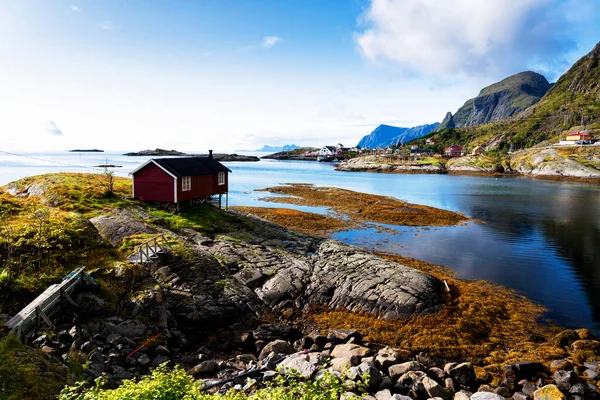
[1,152,599,333]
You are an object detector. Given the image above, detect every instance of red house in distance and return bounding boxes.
[445,145,463,157]
[130,151,231,209]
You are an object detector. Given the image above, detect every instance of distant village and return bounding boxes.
[309,130,597,161]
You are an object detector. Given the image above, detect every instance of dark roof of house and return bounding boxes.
[149,157,231,178]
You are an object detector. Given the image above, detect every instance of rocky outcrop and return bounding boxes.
[511,147,600,179]
[336,155,445,174]
[307,241,443,319]
[446,156,509,174]
[183,231,444,321]
[89,209,444,328]
[435,112,456,131]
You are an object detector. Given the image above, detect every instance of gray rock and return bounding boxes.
[362,356,376,367]
[553,370,577,392]
[258,339,294,361]
[454,390,472,400]
[584,368,598,380]
[76,293,106,314]
[429,367,447,381]
[306,240,444,319]
[376,346,402,371]
[347,363,381,389]
[375,389,392,400]
[188,360,219,375]
[448,362,476,388]
[583,361,598,371]
[478,385,495,393]
[549,360,572,371]
[495,386,511,398]
[110,365,132,380]
[155,345,170,356]
[278,354,317,379]
[390,395,412,400]
[521,382,538,397]
[330,356,360,372]
[331,343,372,358]
[113,320,147,339]
[137,353,151,367]
[106,333,123,345]
[389,361,425,379]
[328,328,362,344]
[422,376,453,400]
[395,371,426,391]
[471,393,505,400]
[512,392,529,400]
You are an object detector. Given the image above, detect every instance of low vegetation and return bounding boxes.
[310,253,564,385]
[59,365,364,400]
[232,206,350,236]
[258,184,467,227]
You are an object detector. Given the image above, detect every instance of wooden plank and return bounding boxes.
[6,268,85,330]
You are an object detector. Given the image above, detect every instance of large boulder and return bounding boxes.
[306,241,444,319]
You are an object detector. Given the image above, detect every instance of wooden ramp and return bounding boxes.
[127,234,171,264]
[6,267,97,341]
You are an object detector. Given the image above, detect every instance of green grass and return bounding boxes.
[0,335,70,400]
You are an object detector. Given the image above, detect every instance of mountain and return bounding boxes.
[417,41,600,150]
[237,144,300,152]
[436,71,551,130]
[357,123,440,148]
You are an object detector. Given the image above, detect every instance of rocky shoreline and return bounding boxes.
[2,173,600,399]
[336,147,600,182]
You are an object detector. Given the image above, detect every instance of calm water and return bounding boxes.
[1,152,600,333]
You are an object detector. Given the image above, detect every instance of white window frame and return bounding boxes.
[182,176,191,191]
[218,171,225,185]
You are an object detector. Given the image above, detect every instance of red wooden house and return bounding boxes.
[130,151,231,208]
[445,145,463,157]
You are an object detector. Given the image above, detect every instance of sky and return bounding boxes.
[1,0,600,153]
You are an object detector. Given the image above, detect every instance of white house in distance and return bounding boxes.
[318,146,338,156]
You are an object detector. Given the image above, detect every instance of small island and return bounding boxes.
[68,149,104,152]
[124,148,260,161]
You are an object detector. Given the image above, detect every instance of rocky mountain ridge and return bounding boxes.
[357,123,440,149]
[435,71,551,131]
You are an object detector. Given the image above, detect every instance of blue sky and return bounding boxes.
[2,0,600,152]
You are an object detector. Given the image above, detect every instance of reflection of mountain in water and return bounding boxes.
[463,184,600,331]
[541,218,600,329]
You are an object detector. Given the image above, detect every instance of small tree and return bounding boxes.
[102,168,114,193]
[32,208,50,270]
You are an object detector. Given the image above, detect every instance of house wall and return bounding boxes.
[178,172,228,202]
[133,163,175,202]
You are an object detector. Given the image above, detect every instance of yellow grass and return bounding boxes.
[259,184,467,226]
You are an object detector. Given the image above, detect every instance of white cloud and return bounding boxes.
[70,5,81,12]
[97,21,117,31]
[45,121,63,136]
[355,0,581,77]
[262,36,283,49]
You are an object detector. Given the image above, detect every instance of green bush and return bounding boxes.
[59,364,366,400]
